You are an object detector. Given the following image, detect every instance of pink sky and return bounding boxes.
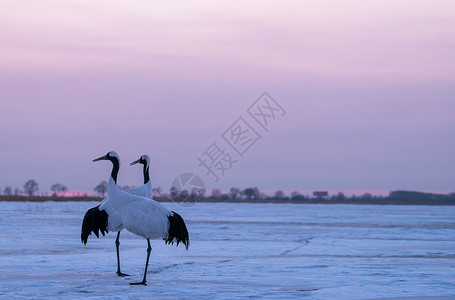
[0,1,454,195]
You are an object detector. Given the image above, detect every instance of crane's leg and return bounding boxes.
[115,231,130,277]
[130,239,151,285]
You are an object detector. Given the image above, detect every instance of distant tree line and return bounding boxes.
[1,181,454,205]
[1,179,41,196]
[1,180,68,197]
[151,187,455,205]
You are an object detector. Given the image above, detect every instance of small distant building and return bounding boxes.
[313,191,329,198]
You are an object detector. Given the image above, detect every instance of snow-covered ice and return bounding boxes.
[0,201,454,299]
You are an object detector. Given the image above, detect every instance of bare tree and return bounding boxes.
[50,184,59,196]
[274,190,285,199]
[243,187,260,200]
[94,180,108,198]
[152,187,162,198]
[211,189,222,199]
[179,189,189,199]
[290,191,300,198]
[290,191,305,201]
[3,186,12,196]
[14,188,21,196]
[332,192,346,202]
[230,187,241,200]
[169,186,179,199]
[24,179,39,197]
[60,185,68,195]
[51,183,68,196]
[191,187,205,201]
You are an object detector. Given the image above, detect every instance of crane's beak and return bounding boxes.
[130,158,141,166]
[93,155,107,162]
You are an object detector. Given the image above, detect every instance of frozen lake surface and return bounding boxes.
[0,201,454,299]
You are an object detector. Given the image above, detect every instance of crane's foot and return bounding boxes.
[116,271,130,277]
[130,281,147,286]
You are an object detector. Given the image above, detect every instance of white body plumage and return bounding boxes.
[99,182,152,232]
[108,177,170,239]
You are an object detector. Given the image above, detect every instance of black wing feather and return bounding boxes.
[81,205,109,245]
[165,211,190,250]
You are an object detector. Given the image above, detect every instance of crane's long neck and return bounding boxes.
[110,157,120,184]
[107,157,126,211]
[143,164,150,184]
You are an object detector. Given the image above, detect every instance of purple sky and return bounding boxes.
[1,1,454,196]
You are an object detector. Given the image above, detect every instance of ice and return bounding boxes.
[0,201,454,299]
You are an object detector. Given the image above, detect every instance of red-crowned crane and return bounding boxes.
[92,151,189,285]
[81,155,152,276]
